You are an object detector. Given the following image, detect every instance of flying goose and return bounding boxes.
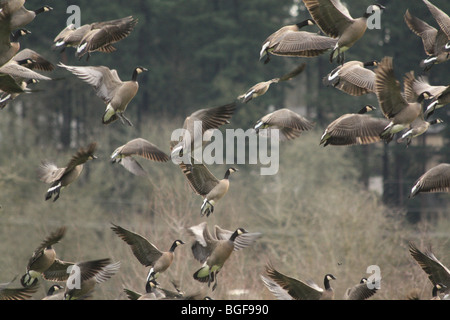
[124,279,205,300]
[124,280,168,300]
[58,63,147,126]
[260,262,336,300]
[111,138,169,176]
[374,57,430,138]
[53,23,94,52]
[320,105,391,146]
[0,0,26,16]
[404,9,449,71]
[12,48,55,72]
[20,226,67,287]
[41,284,64,300]
[409,163,450,198]
[187,222,262,291]
[408,242,450,294]
[396,71,444,146]
[59,258,121,300]
[259,19,337,64]
[323,60,377,96]
[343,278,378,300]
[53,16,138,58]
[111,223,184,282]
[238,63,306,103]
[37,142,98,201]
[0,28,30,67]
[0,276,39,300]
[254,108,315,141]
[179,161,238,217]
[404,73,449,119]
[7,5,52,30]
[170,102,236,162]
[302,0,385,63]
[76,16,138,60]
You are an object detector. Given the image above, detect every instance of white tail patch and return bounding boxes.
[260,42,270,59]
[47,182,61,193]
[103,104,116,122]
[77,42,87,53]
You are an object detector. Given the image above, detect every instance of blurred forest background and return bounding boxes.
[0,0,448,300]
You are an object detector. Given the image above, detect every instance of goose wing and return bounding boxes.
[375,57,409,119]
[179,161,219,196]
[111,223,163,267]
[409,242,450,289]
[263,262,323,300]
[58,62,123,103]
[302,0,354,38]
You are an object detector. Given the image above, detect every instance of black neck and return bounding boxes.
[224,169,231,179]
[230,230,240,242]
[432,286,439,297]
[357,106,370,114]
[34,7,47,14]
[169,241,178,252]
[11,30,23,42]
[145,281,154,293]
[132,69,139,81]
[295,19,311,29]
[324,276,332,290]
[363,61,376,67]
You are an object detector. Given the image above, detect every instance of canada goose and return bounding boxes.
[12,48,55,72]
[0,57,52,83]
[37,142,98,201]
[404,73,449,119]
[0,0,26,16]
[422,0,450,45]
[404,9,450,71]
[170,102,236,162]
[344,278,378,300]
[187,222,262,291]
[0,78,38,109]
[323,60,377,96]
[238,63,306,103]
[374,57,430,137]
[396,117,443,146]
[63,259,121,300]
[111,138,169,176]
[7,5,52,30]
[76,16,138,60]
[408,242,450,293]
[124,280,168,300]
[409,163,450,198]
[260,261,336,300]
[20,226,66,287]
[53,16,138,56]
[396,71,444,146]
[179,162,238,217]
[58,63,147,126]
[431,283,447,300]
[259,19,338,64]
[0,28,30,67]
[0,276,39,300]
[111,223,184,282]
[53,23,93,52]
[320,105,391,146]
[303,0,385,64]
[254,108,315,141]
[42,284,64,300]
